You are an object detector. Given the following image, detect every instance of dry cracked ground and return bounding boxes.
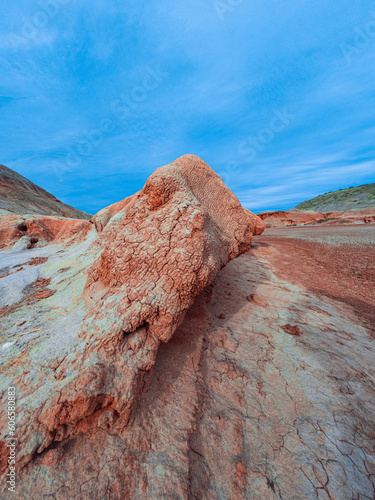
[0,157,374,499]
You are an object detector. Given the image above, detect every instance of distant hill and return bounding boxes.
[296,183,375,212]
[0,164,91,219]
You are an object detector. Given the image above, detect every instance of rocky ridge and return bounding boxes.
[258,208,375,228]
[0,164,91,219]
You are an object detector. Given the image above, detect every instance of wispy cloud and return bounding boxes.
[0,0,374,213]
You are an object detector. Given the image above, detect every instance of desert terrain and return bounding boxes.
[256,225,375,329]
[2,1,375,497]
[0,157,374,499]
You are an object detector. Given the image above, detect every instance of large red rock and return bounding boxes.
[84,155,256,343]
[0,155,258,495]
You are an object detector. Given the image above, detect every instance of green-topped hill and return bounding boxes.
[296,183,375,212]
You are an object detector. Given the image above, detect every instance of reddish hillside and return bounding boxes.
[0,164,91,219]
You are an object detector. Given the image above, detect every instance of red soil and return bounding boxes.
[254,226,375,330]
[26,257,49,266]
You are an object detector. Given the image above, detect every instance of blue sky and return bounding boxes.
[1,0,374,214]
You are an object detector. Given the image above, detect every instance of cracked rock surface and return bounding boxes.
[0,155,265,498]
[1,157,374,499]
[2,241,374,499]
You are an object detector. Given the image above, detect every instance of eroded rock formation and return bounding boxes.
[0,155,263,496]
[258,209,324,228]
[0,214,91,249]
[1,156,374,499]
[258,208,375,228]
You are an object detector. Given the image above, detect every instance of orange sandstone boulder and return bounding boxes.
[84,155,255,343]
[0,155,258,495]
